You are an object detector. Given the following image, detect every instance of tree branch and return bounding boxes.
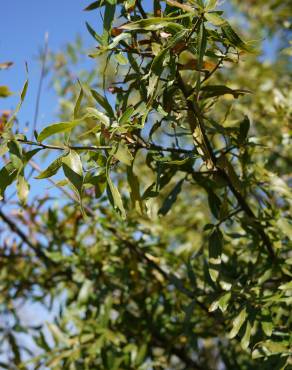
[177,76,276,260]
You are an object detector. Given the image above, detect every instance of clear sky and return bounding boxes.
[0,0,102,128]
[0,0,278,129]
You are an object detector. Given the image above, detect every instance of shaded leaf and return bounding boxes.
[159,179,184,215]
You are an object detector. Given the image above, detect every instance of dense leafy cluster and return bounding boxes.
[0,1,291,369]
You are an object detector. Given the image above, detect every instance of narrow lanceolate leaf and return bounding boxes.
[208,228,223,282]
[16,174,30,204]
[217,155,242,194]
[24,148,42,163]
[201,85,251,99]
[120,15,189,31]
[166,0,196,13]
[38,119,84,142]
[106,157,126,218]
[127,166,143,214]
[218,292,231,313]
[159,179,184,216]
[205,12,226,26]
[86,22,104,44]
[91,89,115,118]
[74,86,83,119]
[197,22,207,71]
[84,1,103,11]
[222,23,255,53]
[239,116,250,143]
[35,157,63,179]
[62,151,83,198]
[241,321,252,350]
[229,307,247,339]
[7,79,28,126]
[0,163,18,198]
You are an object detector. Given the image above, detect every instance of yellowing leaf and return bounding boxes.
[0,86,13,98]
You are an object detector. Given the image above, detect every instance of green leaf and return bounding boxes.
[74,86,83,119]
[208,228,223,281]
[16,174,30,204]
[222,23,255,52]
[201,85,251,99]
[35,157,63,179]
[84,173,106,198]
[166,0,196,13]
[6,79,28,126]
[120,15,190,31]
[47,324,70,346]
[0,85,13,98]
[158,179,184,215]
[78,279,94,304]
[262,320,273,337]
[218,292,231,313]
[205,0,218,11]
[86,22,104,44]
[91,89,115,118]
[62,150,83,198]
[115,52,128,65]
[229,307,247,339]
[118,106,135,125]
[84,1,103,11]
[198,22,207,70]
[104,2,115,33]
[38,119,84,141]
[0,163,18,198]
[24,148,42,163]
[239,116,250,143]
[151,49,169,76]
[205,12,226,26]
[113,143,133,166]
[8,333,21,365]
[241,321,252,350]
[127,165,143,214]
[217,155,243,194]
[279,281,292,290]
[106,157,126,218]
[86,107,110,126]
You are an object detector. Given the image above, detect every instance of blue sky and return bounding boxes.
[0,1,105,211]
[0,0,102,128]
[0,0,279,204]
[0,0,278,130]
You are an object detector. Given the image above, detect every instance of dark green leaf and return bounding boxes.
[159,179,184,215]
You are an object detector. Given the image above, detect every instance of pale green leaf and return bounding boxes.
[229,308,247,339]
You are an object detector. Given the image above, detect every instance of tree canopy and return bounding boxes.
[0,1,291,369]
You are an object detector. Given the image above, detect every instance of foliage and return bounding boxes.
[0,1,291,369]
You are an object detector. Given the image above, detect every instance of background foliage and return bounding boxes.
[0,0,291,369]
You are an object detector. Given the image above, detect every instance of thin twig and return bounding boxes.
[31,32,49,139]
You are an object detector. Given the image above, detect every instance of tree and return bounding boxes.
[0,1,291,369]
